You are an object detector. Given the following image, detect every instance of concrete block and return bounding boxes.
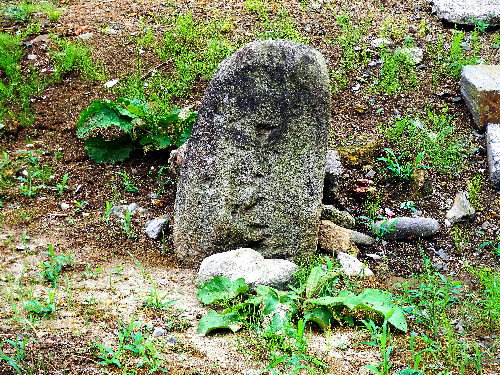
[487,123,500,190]
[461,65,500,130]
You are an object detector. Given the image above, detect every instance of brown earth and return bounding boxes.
[0,0,499,374]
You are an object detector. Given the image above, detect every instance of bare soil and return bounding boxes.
[0,0,499,374]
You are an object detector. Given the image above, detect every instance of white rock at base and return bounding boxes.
[337,252,374,277]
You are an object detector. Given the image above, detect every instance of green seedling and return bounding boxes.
[143,278,178,310]
[54,173,70,195]
[75,201,88,213]
[378,148,427,181]
[122,210,134,237]
[477,230,500,257]
[23,288,56,318]
[94,341,122,368]
[0,336,39,373]
[116,171,138,192]
[137,339,167,373]
[103,193,120,223]
[81,263,102,279]
[39,244,73,287]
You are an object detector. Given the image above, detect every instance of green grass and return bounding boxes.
[375,46,418,94]
[50,38,107,82]
[382,106,470,173]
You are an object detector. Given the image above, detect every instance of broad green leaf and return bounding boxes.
[196,276,248,305]
[77,100,135,138]
[84,135,134,164]
[342,288,407,332]
[307,306,334,331]
[305,265,324,299]
[139,134,172,149]
[197,310,241,335]
[176,122,193,147]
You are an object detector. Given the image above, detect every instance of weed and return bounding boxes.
[453,225,470,252]
[54,172,70,196]
[103,193,120,223]
[122,209,135,237]
[137,339,167,373]
[378,148,427,181]
[400,201,417,212]
[143,278,179,310]
[0,336,39,374]
[93,341,122,368]
[469,18,489,33]
[74,200,88,213]
[23,288,56,318]
[467,174,483,210]
[127,251,149,281]
[433,30,479,79]
[39,244,73,287]
[465,265,500,330]
[116,171,138,192]
[50,38,106,82]
[363,313,393,375]
[382,107,469,173]
[375,46,418,94]
[17,169,44,197]
[81,263,102,279]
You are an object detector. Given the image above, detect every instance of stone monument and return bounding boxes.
[173,39,331,266]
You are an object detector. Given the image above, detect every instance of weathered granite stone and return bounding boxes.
[323,149,343,202]
[168,142,188,180]
[348,229,376,246]
[374,217,440,240]
[446,191,475,224]
[197,248,298,291]
[174,39,330,266]
[427,0,500,26]
[461,65,500,130]
[318,220,358,256]
[145,216,170,240]
[337,252,374,277]
[487,123,500,190]
[321,205,355,229]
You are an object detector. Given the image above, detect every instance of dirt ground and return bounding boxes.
[0,0,500,374]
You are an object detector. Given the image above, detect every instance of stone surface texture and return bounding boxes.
[321,205,355,229]
[427,0,500,26]
[487,123,500,189]
[323,150,344,202]
[168,142,188,180]
[374,217,440,240]
[318,220,360,257]
[446,191,476,224]
[461,65,500,130]
[145,217,170,240]
[197,248,298,290]
[337,252,374,277]
[174,39,331,265]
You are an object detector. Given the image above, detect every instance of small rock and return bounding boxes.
[366,253,381,260]
[153,327,167,337]
[197,248,298,291]
[337,252,374,277]
[27,54,37,60]
[445,191,475,225]
[481,221,491,229]
[104,78,119,88]
[318,220,359,257]
[365,169,376,179]
[374,217,440,240]
[321,205,355,229]
[77,32,94,41]
[323,150,343,202]
[371,38,392,48]
[397,47,424,64]
[61,203,70,211]
[145,216,170,240]
[348,229,376,246]
[412,168,433,196]
[168,142,189,180]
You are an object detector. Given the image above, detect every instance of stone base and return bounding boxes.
[487,123,500,190]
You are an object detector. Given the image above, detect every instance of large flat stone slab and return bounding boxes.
[427,0,500,26]
[461,65,500,130]
[487,123,500,190]
[173,39,331,266]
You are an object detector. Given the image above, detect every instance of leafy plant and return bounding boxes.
[77,98,196,163]
[465,265,500,329]
[142,278,179,310]
[196,276,248,305]
[17,169,44,197]
[54,172,70,195]
[378,148,427,180]
[400,201,417,212]
[0,336,39,374]
[39,244,73,287]
[363,313,394,375]
[23,288,56,318]
[103,193,120,223]
[122,209,134,237]
[116,171,138,192]
[376,46,418,95]
[94,341,122,368]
